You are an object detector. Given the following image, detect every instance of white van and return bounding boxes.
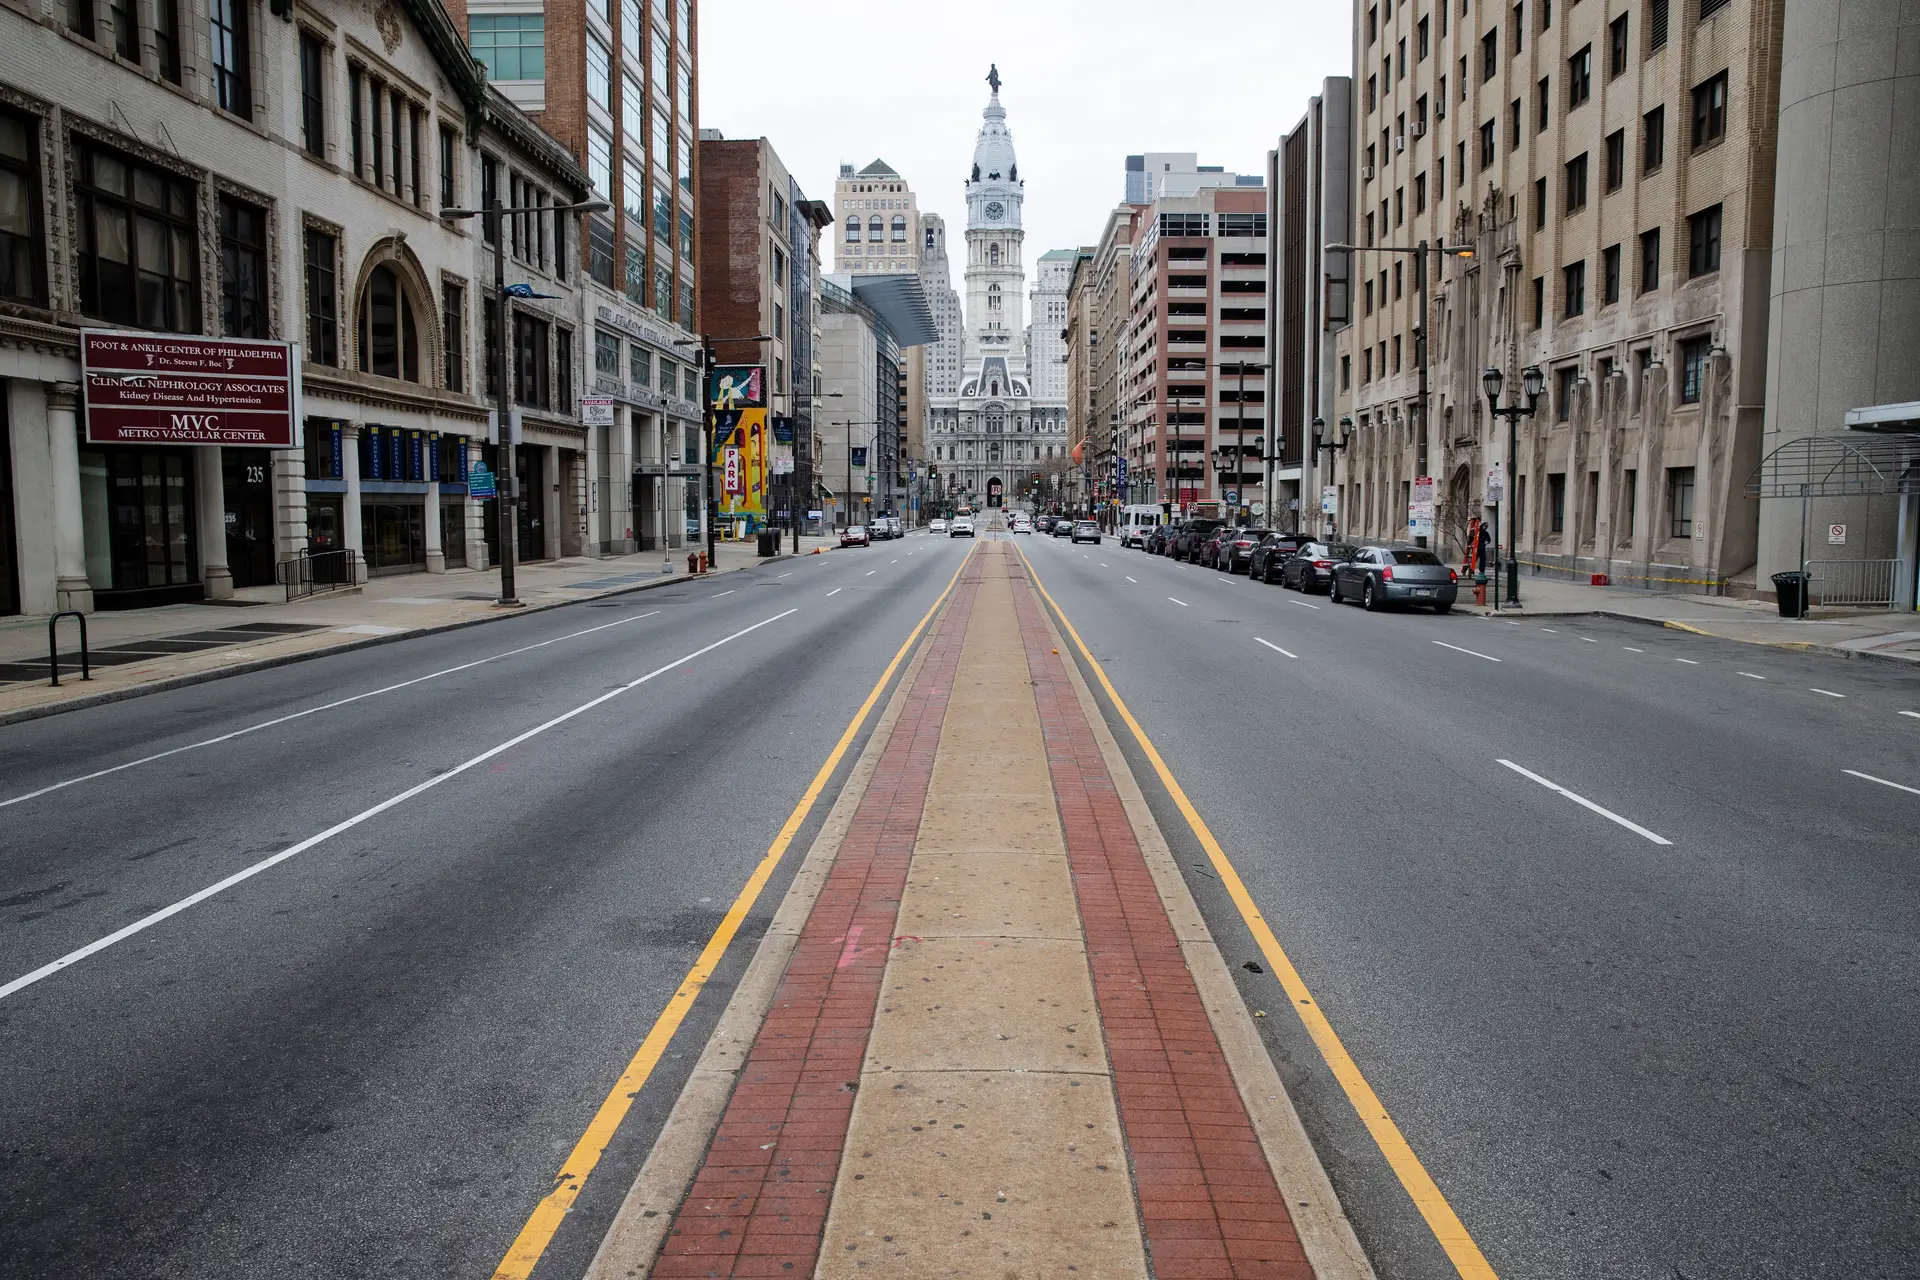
[1119,504,1165,548]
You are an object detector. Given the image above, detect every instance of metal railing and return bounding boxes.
[278,548,361,601]
[1806,558,1899,607]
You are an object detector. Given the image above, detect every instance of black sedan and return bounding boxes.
[1276,541,1354,592]
[1329,544,1460,612]
[1248,533,1309,582]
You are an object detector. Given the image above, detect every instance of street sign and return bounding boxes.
[581,397,615,427]
[1225,489,1239,505]
[1487,462,1506,503]
[1251,501,1265,515]
[1320,485,1338,515]
[468,459,497,498]
[1413,475,1434,505]
[81,330,296,446]
[1116,457,1128,487]
[723,446,742,494]
[807,508,824,520]
[1828,523,1847,545]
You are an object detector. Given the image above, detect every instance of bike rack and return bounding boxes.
[49,609,90,687]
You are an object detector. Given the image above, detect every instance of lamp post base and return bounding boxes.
[1505,560,1521,606]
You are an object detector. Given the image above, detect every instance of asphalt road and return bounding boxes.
[0,531,973,1280]
[1014,528,1920,1280]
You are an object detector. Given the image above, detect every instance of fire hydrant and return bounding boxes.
[688,550,705,575]
[1472,573,1488,606]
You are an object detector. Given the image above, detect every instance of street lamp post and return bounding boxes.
[1312,415,1353,539]
[1482,363,1545,606]
[832,419,882,529]
[440,196,610,607]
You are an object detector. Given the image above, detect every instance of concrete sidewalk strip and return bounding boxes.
[588,542,1370,1279]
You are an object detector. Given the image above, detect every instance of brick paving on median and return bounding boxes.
[648,555,984,1279]
[1007,556,1314,1280]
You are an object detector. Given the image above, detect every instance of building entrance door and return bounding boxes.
[515,445,545,559]
[222,447,275,587]
[84,446,199,607]
[360,501,425,574]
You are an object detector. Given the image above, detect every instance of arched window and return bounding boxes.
[867,216,883,242]
[845,215,860,243]
[989,243,1000,266]
[987,283,1001,312]
[358,264,419,381]
[891,215,907,242]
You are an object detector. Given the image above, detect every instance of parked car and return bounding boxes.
[1276,541,1353,592]
[1171,519,1225,562]
[1197,525,1241,567]
[1051,518,1074,538]
[1329,544,1459,612]
[839,525,870,548]
[1071,520,1102,544]
[930,518,948,533]
[1215,527,1273,573]
[949,516,976,537]
[1145,524,1178,556]
[1249,533,1310,582]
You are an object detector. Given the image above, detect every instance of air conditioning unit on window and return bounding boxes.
[1395,135,1407,152]
[1411,120,1427,137]
[1362,164,1376,180]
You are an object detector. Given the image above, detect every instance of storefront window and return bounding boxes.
[79,447,196,594]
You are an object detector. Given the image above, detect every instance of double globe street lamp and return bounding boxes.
[1482,363,1545,606]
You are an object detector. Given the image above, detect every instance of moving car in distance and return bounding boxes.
[1328,544,1459,612]
[839,524,870,548]
[1010,513,1033,534]
[1070,520,1102,544]
[930,518,947,533]
[1051,518,1074,538]
[949,516,976,537]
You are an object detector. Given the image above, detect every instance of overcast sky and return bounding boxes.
[698,0,1351,287]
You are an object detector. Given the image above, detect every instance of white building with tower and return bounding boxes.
[927,67,1068,510]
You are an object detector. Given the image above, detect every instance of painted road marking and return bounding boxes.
[1581,637,1598,643]
[1675,658,1701,665]
[776,572,792,579]
[710,590,734,598]
[0,610,800,1004]
[1540,627,1559,633]
[1740,672,1766,680]
[1291,600,1321,610]
[826,588,843,597]
[1843,770,1920,797]
[1168,597,1190,607]
[1497,759,1673,846]
[1012,541,1498,1280]
[0,612,664,811]
[1100,562,1109,567]
[891,559,899,564]
[1126,576,1138,583]
[1902,711,1920,719]
[1623,646,1644,652]
[1255,637,1298,659]
[490,542,981,1280]
[1433,640,1502,663]
[865,570,877,577]
[1810,688,1846,698]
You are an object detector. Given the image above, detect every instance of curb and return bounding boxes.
[0,554,798,730]
[580,614,939,1279]
[1464,606,1920,669]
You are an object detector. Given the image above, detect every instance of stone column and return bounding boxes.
[194,446,233,599]
[46,382,94,613]
[543,443,562,559]
[341,423,367,583]
[424,479,444,572]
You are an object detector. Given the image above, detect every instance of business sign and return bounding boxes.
[582,397,615,426]
[82,330,296,447]
[772,415,795,444]
[1116,457,1128,488]
[710,366,767,523]
[850,446,869,469]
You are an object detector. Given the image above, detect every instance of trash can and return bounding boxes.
[756,529,777,557]
[1771,570,1809,618]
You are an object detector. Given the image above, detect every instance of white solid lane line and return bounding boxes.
[1255,637,1298,659]
[1291,600,1321,610]
[1675,658,1701,665]
[1497,759,1674,845]
[1432,640,1502,663]
[1845,769,1920,797]
[826,587,842,597]
[1810,688,1846,698]
[1903,711,1920,720]
[0,611,664,811]
[0,609,800,1003]
[1169,597,1190,607]
[1739,672,1767,680]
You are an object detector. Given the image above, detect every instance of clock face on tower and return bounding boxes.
[984,201,1005,221]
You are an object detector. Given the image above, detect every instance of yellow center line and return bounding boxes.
[1011,541,1499,1280]
[490,540,979,1280]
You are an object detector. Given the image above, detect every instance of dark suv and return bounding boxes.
[1249,533,1309,582]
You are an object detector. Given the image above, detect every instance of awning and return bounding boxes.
[1744,434,1920,498]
